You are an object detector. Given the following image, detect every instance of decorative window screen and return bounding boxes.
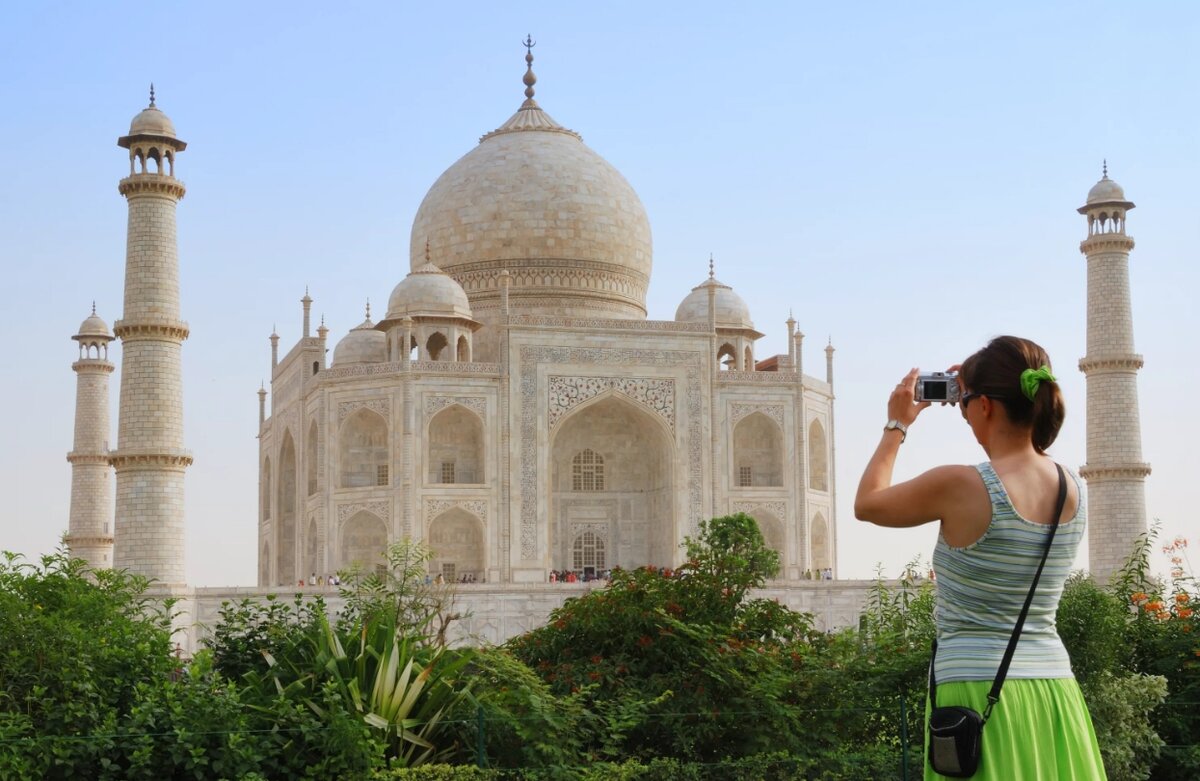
[572,449,604,491]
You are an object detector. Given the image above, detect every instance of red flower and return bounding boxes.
[637,635,653,648]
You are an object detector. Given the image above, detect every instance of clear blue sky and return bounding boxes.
[2,1,1196,584]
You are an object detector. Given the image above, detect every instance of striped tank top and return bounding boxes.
[931,461,1085,683]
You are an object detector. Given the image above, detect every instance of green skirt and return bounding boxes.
[924,677,1107,780]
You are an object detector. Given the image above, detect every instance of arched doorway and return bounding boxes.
[550,395,674,572]
[748,508,785,565]
[811,511,831,573]
[427,508,484,582]
[339,511,388,574]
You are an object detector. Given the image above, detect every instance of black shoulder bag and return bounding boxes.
[927,463,1067,778]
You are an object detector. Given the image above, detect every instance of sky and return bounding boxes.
[2,2,1196,585]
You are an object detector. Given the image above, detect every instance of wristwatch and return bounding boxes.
[884,419,908,443]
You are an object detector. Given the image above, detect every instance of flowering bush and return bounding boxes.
[1107,526,1200,780]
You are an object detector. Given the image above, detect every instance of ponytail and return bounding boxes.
[960,336,1065,453]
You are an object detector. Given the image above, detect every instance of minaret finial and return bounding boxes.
[149,83,156,108]
[1102,159,1108,179]
[365,298,371,320]
[708,253,715,279]
[92,300,97,316]
[522,35,537,101]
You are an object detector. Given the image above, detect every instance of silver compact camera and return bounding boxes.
[915,371,961,403]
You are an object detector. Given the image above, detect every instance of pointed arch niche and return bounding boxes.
[550,394,675,572]
[305,518,321,579]
[808,419,829,492]
[261,457,272,520]
[732,412,784,487]
[427,508,485,581]
[306,420,319,496]
[747,507,785,565]
[427,404,484,484]
[339,510,388,574]
[276,433,297,585]
[811,511,831,571]
[339,408,389,488]
[259,540,271,586]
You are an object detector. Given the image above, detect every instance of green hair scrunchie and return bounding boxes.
[1020,365,1056,401]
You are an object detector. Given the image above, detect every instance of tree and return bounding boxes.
[508,514,815,761]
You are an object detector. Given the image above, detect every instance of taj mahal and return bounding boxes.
[62,44,1150,649]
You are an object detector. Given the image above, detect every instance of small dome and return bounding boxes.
[128,105,177,139]
[386,263,473,321]
[675,277,755,330]
[1087,175,1126,205]
[74,310,112,340]
[332,317,386,366]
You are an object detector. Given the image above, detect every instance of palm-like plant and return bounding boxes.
[254,609,472,767]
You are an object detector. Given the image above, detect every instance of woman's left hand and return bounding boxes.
[889,368,931,426]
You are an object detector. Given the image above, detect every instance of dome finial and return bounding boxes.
[365,298,371,320]
[522,35,537,101]
[1102,159,1108,179]
[425,237,431,263]
[149,83,156,108]
[708,253,715,279]
[91,300,97,316]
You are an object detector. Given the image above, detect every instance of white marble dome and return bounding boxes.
[75,310,112,339]
[387,263,473,320]
[128,105,177,139]
[410,81,652,322]
[1086,175,1127,205]
[332,317,387,365]
[675,277,755,330]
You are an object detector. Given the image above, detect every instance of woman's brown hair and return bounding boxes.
[960,335,1065,454]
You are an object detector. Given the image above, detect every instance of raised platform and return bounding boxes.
[161,579,890,653]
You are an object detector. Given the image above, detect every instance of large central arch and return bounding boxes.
[550,394,675,573]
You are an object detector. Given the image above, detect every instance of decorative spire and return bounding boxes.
[523,35,537,102]
[708,253,715,279]
[365,299,371,320]
[1102,159,1108,179]
[92,300,97,316]
[149,83,156,108]
[425,238,431,263]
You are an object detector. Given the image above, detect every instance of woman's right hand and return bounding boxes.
[888,368,931,426]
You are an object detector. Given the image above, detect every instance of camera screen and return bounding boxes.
[922,381,948,401]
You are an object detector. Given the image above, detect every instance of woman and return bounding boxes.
[855,336,1106,780]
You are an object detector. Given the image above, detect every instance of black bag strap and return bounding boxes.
[930,463,1068,720]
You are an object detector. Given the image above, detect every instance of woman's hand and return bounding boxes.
[889,368,931,426]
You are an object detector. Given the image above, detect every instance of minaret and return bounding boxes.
[66,305,116,569]
[1077,164,1150,582]
[110,87,192,586]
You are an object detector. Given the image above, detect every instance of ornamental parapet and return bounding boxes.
[109,449,194,469]
[67,452,112,465]
[71,360,115,373]
[1078,353,1144,373]
[320,361,502,380]
[411,361,500,375]
[63,534,114,546]
[1079,235,1135,254]
[1079,463,1152,481]
[118,175,186,199]
[506,315,710,333]
[716,371,799,383]
[113,318,190,341]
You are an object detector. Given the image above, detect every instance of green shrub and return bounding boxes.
[1082,672,1167,781]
